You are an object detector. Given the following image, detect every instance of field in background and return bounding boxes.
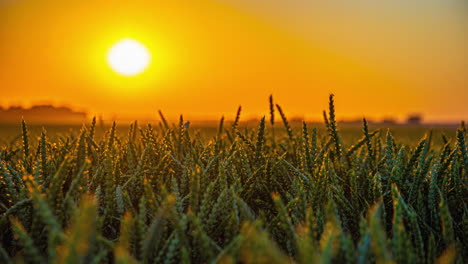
[0,122,459,148]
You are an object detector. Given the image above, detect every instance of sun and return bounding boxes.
[107,39,151,76]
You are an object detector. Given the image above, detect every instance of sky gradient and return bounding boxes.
[0,0,467,122]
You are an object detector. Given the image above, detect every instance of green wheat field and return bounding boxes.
[0,95,466,263]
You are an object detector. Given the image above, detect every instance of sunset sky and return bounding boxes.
[0,0,467,122]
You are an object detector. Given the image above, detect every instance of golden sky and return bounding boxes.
[0,0,467,122]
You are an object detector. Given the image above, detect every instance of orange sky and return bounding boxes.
[0,0,467,122]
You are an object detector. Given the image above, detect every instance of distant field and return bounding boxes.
[0,121,459,148]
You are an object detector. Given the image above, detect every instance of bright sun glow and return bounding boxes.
[107,39,151,76]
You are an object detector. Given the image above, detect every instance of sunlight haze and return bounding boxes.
[0,0,466,122]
